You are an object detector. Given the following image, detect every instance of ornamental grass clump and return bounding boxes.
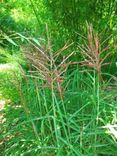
[1,25,117,155]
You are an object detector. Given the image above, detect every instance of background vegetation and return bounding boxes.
[0,0,117,155]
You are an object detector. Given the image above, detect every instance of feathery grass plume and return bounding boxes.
[78,23,111,80]
[22,30,73,100]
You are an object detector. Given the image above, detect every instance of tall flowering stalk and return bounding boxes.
[78,23,111,81]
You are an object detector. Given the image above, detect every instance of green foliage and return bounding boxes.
[1,28,117,155]
[46,0,117,41]
[0,0,117,155]
[1,65,117,155]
